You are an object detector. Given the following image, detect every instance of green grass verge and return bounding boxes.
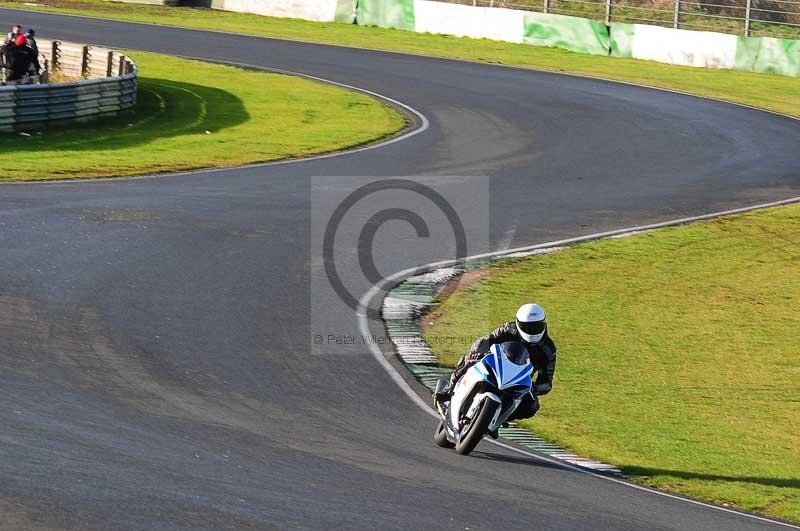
[423,203,800,524]
[2,0,800,118]
[5,1,798,522]
[0,51,404,181]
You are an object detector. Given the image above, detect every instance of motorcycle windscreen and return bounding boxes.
[499,341,528,365]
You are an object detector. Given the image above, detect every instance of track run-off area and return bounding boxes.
[1,8,799,531]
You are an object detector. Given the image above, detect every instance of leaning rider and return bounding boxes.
[436,303,557,435]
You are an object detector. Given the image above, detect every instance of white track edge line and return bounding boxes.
[0,59,429,186]
[358,195,800,530]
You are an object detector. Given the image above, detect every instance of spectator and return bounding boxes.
[4,25,22,46]
[25,29,39,76]
[6,34,35,83]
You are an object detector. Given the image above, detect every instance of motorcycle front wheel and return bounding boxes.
[455,399,500,455]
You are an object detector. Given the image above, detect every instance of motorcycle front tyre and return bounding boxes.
[434,420,455,448]
[455,399,500,455]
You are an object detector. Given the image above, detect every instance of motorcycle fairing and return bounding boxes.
[483,343,533,394]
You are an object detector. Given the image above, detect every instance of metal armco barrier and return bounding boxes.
[0,40,137,132]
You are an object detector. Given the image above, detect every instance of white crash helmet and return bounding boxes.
[516,303,547,343]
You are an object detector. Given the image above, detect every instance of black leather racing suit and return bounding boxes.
[449,321,557,421]
[4,44,33,82]
[27,36,39,76]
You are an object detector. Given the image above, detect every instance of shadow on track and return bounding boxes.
[469,450,571,473]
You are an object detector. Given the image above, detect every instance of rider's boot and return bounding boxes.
[434,356,476,404]
[434,367,461,402]
[487,421,510,439]
[433,379,451,404]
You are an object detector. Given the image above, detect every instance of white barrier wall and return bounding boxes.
[735,35,800,76]
[414,0,526,44]
[628,25,739,69]
[213,0,354,22]
[191,0,800,77]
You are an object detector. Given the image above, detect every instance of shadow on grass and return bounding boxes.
[624,466,800,490]
[473,452,799,491]
[0,77,249,153]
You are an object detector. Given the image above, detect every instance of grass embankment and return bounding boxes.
[2,1,800,118]
[423,204,800,524]
[0,52,404,181]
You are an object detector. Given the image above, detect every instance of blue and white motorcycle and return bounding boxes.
[433,341,534,455]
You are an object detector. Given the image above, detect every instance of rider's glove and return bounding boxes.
[467,350,482,362]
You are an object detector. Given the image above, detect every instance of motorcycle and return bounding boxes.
[432,341,534,455]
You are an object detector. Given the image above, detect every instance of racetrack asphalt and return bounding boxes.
[1,8,799,531]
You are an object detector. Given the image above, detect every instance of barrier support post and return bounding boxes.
[106,51,114,78]
[605,0,613,26]
[118,55,126,77]
[744,0,752,36]
[673,0,680,28]
[80,45,90,78]
[51,41,60,72]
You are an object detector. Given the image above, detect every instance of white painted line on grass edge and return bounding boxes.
[0,59,430,186]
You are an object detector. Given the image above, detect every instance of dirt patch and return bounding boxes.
[47,70,82,83]
[0,499,62,531]
[420,267,495,333]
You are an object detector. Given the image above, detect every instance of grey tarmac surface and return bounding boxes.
[1,8,799,531]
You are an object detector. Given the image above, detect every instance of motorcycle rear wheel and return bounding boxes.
[433,420,455,448]
[455,399,499,455]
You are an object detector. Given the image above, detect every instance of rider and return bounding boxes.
[436,303,557,434]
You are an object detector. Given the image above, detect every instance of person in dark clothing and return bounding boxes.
[5,34,34,83]
[1,25,22,82]
[25,29,39,76]
[435,303,557,435]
